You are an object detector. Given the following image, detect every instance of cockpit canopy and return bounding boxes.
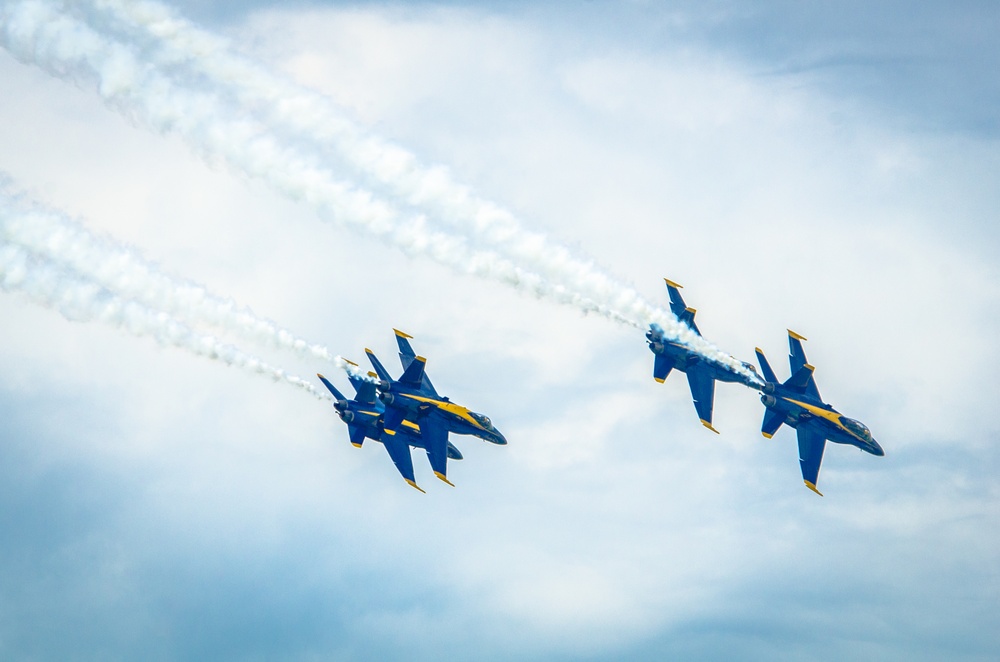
[470,412,493,430]
[840,416,872,442]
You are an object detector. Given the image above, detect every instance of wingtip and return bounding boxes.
[788,329,808,341]
[393,328,413,339]
[804,363,815,372]
[316,373,326,380]
[351,443,363,448]
[701,420,721,434]
[664,278,683,289]
[804,480,824,496]
[343,358,358,367]
[364,347,374,355]
[405,479,426,494]
[762,432,774,439]
[415,355,427,364]
[653,377,666,383]
[434,471,455,487]
[754,347,765,355]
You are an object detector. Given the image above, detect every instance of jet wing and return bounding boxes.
[761,409,784,438]
[381,429,424,493]
[686,368,719,433]
[421,415,455,486]
[796,427,827,496]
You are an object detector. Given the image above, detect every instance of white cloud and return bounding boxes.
[0,2,998,660]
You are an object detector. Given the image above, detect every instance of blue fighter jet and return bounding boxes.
[317,362,463,493]
[365,329,507,487]
[646,278,761,432]
[755,330,884,496]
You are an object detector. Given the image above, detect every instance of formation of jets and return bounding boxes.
[319,282,882,496]
[646,279,883,495]
[318,329,505,493]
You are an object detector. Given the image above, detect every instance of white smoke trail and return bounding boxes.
[0,1,643,326]
[79,0,664,325]
[0,178,339,364]
[0,240,329,399]
[0,0,760,382]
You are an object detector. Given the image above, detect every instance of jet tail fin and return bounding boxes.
[365,348,392,382]
[317,373,346,402]
[755,348,778,384]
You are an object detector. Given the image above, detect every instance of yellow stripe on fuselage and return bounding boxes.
[781,397,853,437]
[398,394,484,429]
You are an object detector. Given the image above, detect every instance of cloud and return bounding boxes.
[0,1,998,660]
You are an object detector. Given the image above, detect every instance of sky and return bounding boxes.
[1,1,999,660]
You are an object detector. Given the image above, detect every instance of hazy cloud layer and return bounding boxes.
[1,1,998,660]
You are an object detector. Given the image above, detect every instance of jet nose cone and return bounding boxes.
[870,439,885,456]
[493,430,508,445]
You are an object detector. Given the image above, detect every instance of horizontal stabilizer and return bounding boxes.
[761,409,784,438]
[348,424,367,448]
[653,353,673,383]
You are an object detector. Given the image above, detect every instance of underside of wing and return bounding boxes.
[381,429,423,493]
[686,368,719,433]
[796,427,827,496]
[421,416,454,486]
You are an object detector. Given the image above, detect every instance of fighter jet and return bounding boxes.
[646,278,761,432]
[317,364,463,493]
[366,329,507,487]
[755,330,884,496]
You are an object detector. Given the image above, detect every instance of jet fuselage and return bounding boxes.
[761,387,884,457]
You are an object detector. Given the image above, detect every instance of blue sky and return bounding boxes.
[1,1,998,660]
